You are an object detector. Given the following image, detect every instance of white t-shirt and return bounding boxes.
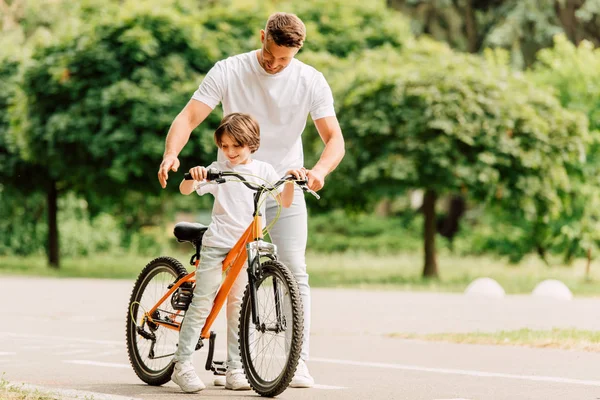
[192,50,336,176]
[196,159,282,248]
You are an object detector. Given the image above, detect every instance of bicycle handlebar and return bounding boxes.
[183,168,320,199]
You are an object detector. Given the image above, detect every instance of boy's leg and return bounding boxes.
[224,265,251,390]
[225,265,248,370]
[171,246,228,393]
[173,246,229,363]
[265,188,310,360]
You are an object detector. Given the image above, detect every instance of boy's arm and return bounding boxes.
[179,166,209,195]
[279,182,295,208]
[179,179,195,195]
[279,168,306,208]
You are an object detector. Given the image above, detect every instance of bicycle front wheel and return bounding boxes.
[239,260,303,397]
[126,256,188,385]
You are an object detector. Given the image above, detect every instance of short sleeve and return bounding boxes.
[191,62,226,109]
[195,162,218,196]
[309,72,336,120]
[265,164,284,195]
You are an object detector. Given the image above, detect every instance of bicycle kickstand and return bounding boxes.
[205,331,227,375]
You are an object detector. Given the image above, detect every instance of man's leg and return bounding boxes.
[224,265,251,390]
[266,188,310,360]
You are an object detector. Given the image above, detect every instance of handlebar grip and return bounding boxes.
[206,169,222,181]
[184,169,223,181]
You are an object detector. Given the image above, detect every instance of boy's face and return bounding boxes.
[221,133,252,165]
[259,30,299,75]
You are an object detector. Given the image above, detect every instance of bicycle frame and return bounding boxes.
[143,213,264,339]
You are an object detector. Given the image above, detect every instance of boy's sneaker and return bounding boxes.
[171,361,205,393]
[213,375,226,386]
[225,368,251,390]
[290,359,314,388]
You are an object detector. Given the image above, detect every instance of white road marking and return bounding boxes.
[311,357,600,387]
[53,349,92,356]
[0,331,122,345]
[312,383,346,389]
[0,352,16,356]
[65,360,131,368]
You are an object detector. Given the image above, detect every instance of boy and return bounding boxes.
[173,112,304,393]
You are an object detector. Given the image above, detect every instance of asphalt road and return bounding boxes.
[1,276,600,400]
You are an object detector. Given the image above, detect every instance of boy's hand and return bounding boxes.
[189,166,208,181]
[286,168,307,181]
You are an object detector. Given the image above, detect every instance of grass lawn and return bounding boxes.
[0,379,57,400]
[391,328,600,352]
[1,251,599,296]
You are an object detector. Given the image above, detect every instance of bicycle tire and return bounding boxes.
[239,260,303,397]
[126,256,188,385]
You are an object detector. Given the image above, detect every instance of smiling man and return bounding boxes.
[158,12,345,392]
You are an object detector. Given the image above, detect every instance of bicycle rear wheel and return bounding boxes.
[239,260,303,397]
[126,256,188,385]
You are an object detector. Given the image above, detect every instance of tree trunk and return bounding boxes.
[463,0,478,53]
[554,0,585,45]
[47,180,60,269]
[422,189,438,278]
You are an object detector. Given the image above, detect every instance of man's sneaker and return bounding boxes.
[225,368,251,390]
[290,359,314,388]
[171,361,206,393]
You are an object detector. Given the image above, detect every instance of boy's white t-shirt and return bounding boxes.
[192,50,336,176]
[196,159,282,248]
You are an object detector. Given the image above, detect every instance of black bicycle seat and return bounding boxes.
[173,222,208,243]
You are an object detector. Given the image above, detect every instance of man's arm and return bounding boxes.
[158,100,213,188]
[308,116,345,192]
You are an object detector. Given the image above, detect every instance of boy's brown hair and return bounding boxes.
[214,113,260,153]
[265,12,306,48]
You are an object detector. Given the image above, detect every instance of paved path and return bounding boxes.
[1,276,600,399]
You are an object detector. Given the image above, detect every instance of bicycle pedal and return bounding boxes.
[211,360,227,375]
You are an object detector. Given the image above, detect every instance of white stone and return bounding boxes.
[464,277,505,298]
[532,279,573,300]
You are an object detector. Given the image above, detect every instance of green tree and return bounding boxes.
[527,34,600,267]
[387,0,600,66]
[336,40,589,277]
[9,2,220,267]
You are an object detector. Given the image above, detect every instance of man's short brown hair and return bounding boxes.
[214,113,260,153]
[265,12,306,48]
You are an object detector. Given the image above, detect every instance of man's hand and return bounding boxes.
[306,168,326,192]
[158,155,180,188]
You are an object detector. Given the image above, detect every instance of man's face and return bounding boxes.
[259,30,299,75]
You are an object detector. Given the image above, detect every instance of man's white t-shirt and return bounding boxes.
[192,50,336,176]
[196,159,282,248]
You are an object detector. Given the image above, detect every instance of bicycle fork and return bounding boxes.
[246,240,286,333]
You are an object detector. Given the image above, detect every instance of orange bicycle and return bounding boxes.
[125,169,319,397]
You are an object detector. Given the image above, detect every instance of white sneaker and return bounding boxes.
[225,368,251,390]
[290,359,314,388]
[213,375,226,387]
[171,361,205,393]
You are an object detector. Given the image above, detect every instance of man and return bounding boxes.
[158,12,345,389]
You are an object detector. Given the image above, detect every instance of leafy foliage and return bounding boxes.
[335,39,588,246]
